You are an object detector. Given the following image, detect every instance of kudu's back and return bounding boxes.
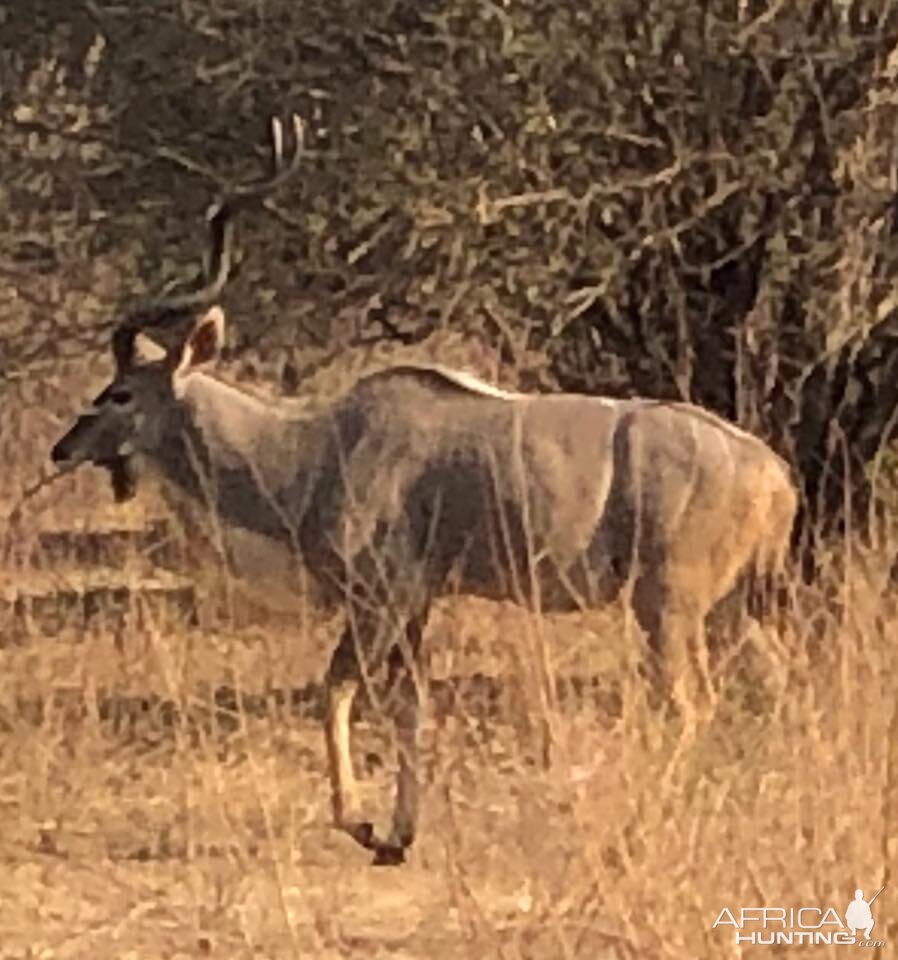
[297,368,797,619]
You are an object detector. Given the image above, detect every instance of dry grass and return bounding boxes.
[0,550,895,957]
[0,366,895,959]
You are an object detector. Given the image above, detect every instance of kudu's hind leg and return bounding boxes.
[632,572,709,711]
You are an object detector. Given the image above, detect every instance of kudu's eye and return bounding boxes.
[109,390,132,406]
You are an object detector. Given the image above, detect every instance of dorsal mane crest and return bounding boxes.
[389,364,525,400]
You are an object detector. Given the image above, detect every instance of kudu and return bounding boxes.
[50,115,798,864]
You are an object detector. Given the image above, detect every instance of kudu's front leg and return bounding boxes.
[323,626,370,848]
[372,616,425,865]
[323,616,426,865]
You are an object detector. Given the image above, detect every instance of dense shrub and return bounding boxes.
[3,0,898,564]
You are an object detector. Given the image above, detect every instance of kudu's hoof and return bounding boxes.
[341,820,409,865]
[371,843,406,867]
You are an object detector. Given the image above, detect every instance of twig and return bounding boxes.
[5,468,74,527]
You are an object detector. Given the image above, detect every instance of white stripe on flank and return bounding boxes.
[669,414,699,537]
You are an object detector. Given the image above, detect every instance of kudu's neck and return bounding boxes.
[150,372,321,542]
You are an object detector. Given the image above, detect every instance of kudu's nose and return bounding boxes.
[50,433,76,465]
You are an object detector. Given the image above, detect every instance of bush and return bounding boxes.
[3,0,898,553]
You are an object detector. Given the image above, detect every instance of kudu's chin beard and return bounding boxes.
[98,455,138,503]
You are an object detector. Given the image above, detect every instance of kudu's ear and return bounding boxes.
[171,306,226,378]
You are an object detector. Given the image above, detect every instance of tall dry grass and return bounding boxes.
[0,515,895,957]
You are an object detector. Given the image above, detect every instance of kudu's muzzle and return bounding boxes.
[50,411,102,468]
[49,422,138,502]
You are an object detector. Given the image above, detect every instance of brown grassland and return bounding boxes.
[0,362,896,960]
